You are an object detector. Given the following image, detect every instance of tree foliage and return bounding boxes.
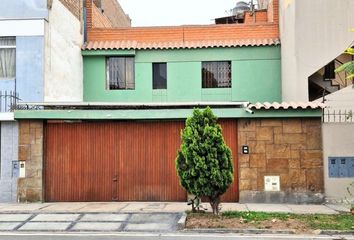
[335,47,354,79]
[175,107,233,214]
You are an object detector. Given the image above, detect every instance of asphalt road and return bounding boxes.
[1,233,354,240]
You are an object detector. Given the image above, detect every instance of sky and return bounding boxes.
[118,0,240,27]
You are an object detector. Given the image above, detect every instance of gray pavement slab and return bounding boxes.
[80,214,129,222]
[0,214,32,222]
[76,203,128,212]
[31,214,80,222]
[124,223,172,231]
[325,204,350,212]
[287,204,338,214]
[71,222,122,231]
[0,222,22,231]
[38,203,89,212]
[19,222,71,231]
[129,213,177,223]
[246,204,292,213]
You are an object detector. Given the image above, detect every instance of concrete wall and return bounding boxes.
[0,0,47,19]
[0,122,18,202]
[16,36,44,102]
[280,0,354,101]
[238,118,324,203]
[44,0,83,102]
[323,123,354,203]
[83,46,281,103]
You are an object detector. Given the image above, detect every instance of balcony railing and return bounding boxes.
[0,91,20,112]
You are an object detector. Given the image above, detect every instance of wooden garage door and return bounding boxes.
[45,120,238,202]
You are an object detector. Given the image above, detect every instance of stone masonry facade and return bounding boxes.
[17,121,44,202]
[238,118,324,203]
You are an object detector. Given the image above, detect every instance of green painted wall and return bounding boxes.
[83,46,281,103]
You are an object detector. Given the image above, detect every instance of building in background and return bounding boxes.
[0,0,128,203]
[279,0,354,203]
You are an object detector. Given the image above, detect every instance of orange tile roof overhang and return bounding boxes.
[83,24,280,50]
[247,102,326,110]
[83,38,280,50]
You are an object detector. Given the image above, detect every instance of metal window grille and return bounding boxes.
[202,61,231,88]
[0,91,19,112]
[323,108,354,123]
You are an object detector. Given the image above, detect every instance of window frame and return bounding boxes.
[0,37,16,80]
[201,60,232,89]
[106,56,135,90]
[152,62,167,90]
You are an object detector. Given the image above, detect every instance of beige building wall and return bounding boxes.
[44,0,83,102]
[322,86,354,203]
[280,0,354,101]
[323,124,354,203]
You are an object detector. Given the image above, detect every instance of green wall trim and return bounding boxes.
[14,109,322,120]
[82,50,136,56]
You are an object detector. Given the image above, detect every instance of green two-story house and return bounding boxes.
[15,0,325,204]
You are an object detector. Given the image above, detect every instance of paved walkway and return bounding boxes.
[0,202,348,214]
[0,202,349,233]
[0,212,181,232]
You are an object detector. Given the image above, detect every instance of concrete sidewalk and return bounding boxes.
[0,202,349,214]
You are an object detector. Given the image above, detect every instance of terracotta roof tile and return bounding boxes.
[247,102,326,110]
[82,38,280,50]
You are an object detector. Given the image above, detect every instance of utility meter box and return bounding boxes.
[19,161,26,178]
[264,176,280,191]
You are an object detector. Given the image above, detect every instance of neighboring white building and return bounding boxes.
[280,0,354,102]
[279,0,354,204]
[0,0,84,202]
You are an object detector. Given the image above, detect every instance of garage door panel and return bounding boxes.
[45,120,238,202]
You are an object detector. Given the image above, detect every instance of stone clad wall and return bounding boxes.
[238,118,324,203]
[17,121,44,202]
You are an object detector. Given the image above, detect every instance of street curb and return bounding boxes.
[319,230,354,235]
[177,213,187,230]
[183,228,296,234]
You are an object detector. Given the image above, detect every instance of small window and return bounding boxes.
[0,37,16,79]
[202,61,231,88]
[153,63,167,89]
[106,57,135,90]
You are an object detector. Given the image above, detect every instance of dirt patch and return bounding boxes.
[187,214,320,234]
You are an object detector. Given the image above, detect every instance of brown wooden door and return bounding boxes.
[45,120,238,202]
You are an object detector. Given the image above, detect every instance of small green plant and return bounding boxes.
[176,107,233,215]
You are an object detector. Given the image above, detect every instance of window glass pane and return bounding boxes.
[0,37,16,79]
[202,61,231,88]
[0,37,15,46]
[107,57,135,90]
[153,63,167,89]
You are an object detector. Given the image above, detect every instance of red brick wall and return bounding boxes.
[92,3,113,28]
[59,0,81,20]
[87,24,279,42]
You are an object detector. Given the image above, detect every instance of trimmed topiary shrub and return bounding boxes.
[176,107,233,214]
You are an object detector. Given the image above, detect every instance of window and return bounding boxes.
[153,63,167,89]
[202,61,231,88]
[0,37,16,79]
[106,57,134,90]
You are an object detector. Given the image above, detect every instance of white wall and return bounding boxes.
[44,0,83,102]
[280,0,354,101]
[0,19,44,36]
